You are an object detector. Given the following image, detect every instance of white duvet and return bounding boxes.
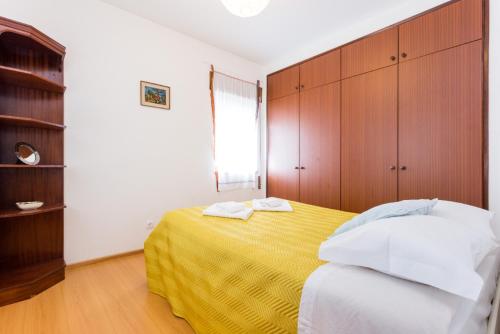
[298,254,500,334]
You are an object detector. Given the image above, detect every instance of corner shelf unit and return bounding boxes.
[0,16,66,306]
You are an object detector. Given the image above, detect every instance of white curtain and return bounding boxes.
[212,72,260,191]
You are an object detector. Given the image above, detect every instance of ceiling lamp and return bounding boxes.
[220,0,271,17]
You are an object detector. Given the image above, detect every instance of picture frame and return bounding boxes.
[140,81,171,110]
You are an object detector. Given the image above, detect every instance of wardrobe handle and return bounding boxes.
[400,166,407,171]
[390,56,396,61]
[301,84,305,89]
[401,52,407,58]
[295,86,299,90]
[294,166,299,170]
[300,166,306,170]
[389,166,396,170]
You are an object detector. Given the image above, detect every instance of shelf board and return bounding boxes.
[0,115,65,130]
[0,65,65,93]
[0,164,66,169]
[0,204,66,219]
[0,258,65,292]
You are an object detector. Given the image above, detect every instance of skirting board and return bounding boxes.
[66,249,144,270]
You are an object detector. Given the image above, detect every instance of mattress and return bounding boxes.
[144,201,355,334]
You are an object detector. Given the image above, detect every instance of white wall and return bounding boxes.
[0,0,266,264]
[266,0,500,227]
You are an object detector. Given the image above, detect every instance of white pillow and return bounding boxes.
[319,215,498,301]
[431,200,496,239]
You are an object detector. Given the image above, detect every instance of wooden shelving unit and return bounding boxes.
[0,16,66,306]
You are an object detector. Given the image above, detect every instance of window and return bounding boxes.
[210,69,261,191]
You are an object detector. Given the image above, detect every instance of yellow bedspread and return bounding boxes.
[144,201,355,334]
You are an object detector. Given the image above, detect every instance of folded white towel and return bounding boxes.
[252,198,293,212]
[215,201,246,213]
[203,204,253,220]
[259,197,283,208]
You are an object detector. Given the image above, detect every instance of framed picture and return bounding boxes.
[140,81,171,110]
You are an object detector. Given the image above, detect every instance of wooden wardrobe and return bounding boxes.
[266,0,486,213]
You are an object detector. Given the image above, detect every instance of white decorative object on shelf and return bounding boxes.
[220,0,270,17]
[16,201,44,210]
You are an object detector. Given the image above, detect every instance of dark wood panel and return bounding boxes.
[299,50,340,91]
[299,83,340,209]
[341,66,398,213]
[341,27,399,79]
[398,41,483,206]
[0,32,63,83]
[267,94,300,201]
[0,84,64,125]
[0,125,63,164]
[0,211,64,268]
[399,0,482,61]
[267,65,299,100]
[0,259,64,306]
[0,169,64,211]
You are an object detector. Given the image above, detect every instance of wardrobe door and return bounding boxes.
[341,27,399,79]
[398,41,483,207]
[267,66,300,100]
[299,50,340,91]
[267,94,300,201]
[399,0,482,62]
[341,66,398,213]
[299,82,341,209]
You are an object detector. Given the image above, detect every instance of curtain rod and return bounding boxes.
[211,65,258,86]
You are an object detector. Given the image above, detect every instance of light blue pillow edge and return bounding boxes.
[331,199,438,237]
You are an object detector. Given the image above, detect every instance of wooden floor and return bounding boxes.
[0,253,194,334]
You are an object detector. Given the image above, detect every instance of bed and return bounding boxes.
[145,201,354,333]
[145,201,500,334]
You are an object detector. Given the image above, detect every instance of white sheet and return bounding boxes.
[454,253,500,334]
[299,253,500,334]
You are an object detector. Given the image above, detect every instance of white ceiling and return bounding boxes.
[101,0,420,65]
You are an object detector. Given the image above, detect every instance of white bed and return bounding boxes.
[299,252,500,334]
